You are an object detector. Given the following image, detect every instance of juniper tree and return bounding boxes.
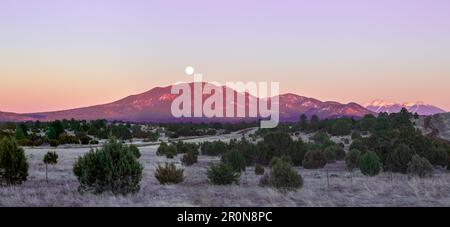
[0,137,29,185]
[43,151,58,183]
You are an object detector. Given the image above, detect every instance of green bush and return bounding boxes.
[349,139,367,152]
[73,139,143,195]
[181,151,198,166]
[359,151,381,176]
[221,150,246,172]
[426,146,448,167]
[287,141,308,166]
[78,133,91,145]
[345,149,361,171]
[269,156,293,167]
[129,145,141,159]
[407,155,433,178]
[89,140,99,145]
[15,126,27,141]
[201,141,228,156]
[157,142,177,158]
[386,144,415,173]
[154,163,184,184]
[175,141,199,154]
[58,133,79,145]
[310,131,330,144]
[302,150,327,169]
[18,139,33,146]
[0,137,29,185]
[48,139,59,147]
[33,138,44,147]
[207,163,240,185]
[323,146,337,163]
[266,157,303,191]
[254,164,265,175]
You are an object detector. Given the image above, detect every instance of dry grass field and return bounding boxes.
[1,143,450,207]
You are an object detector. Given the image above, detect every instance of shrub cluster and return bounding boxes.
[154,163,184,184]
[201,141,228,156]
[359,151,381,176]
[407,154,433,178]
[207,163,240,185]
[345,149,361,171]
[181,151,198,166]
[386,144,415,173]
[260,157,303,191]
[302,150,327,169]
[221,150,246,172]
[157,142,177,158]
[323,146,337,163]
[73,139,143,195]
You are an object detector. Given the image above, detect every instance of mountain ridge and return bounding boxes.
[1,82,375,122]
[366,99,446,116]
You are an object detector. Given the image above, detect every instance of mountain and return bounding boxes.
[277,93,373,121]
[0,83,374,123]
[366,100,446,116]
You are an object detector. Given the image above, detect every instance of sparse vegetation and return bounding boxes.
[1,108,450,206]
[154,163,184,184]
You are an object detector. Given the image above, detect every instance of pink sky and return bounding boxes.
[1,0,449,113]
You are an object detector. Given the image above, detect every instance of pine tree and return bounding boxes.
[299,114,308,132]
[15,126,26,140]
[0,137,29,185]
[46,126,58,140]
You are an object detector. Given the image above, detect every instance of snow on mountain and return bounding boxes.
[366,100,446,116]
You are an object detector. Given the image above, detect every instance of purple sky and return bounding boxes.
[1,0,450,112]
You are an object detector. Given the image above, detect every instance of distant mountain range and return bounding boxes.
[0,83,375,123]
[366,100,446,116]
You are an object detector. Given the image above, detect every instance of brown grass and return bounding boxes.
[1,145,450,207]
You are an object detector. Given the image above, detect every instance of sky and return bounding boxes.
[1,0,449,113]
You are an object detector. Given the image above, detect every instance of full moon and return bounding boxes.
[185,66,194,75]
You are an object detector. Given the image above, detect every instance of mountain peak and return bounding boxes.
[0,83,375,122]
[403,101,425,107]
[366,99,396,107]
[366,100,445,115]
